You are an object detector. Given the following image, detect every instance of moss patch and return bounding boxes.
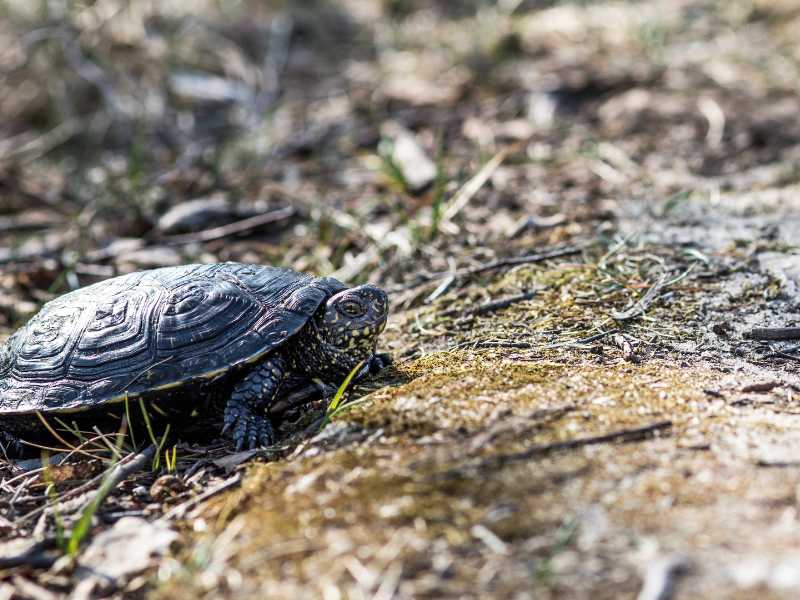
[154,359,721,599]
[342,352,712,436]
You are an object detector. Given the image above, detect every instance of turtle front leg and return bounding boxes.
[223,355,288,451]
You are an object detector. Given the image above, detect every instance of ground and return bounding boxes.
[2,0,800,598]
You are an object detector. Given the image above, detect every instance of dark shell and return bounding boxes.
[0,263,345,415]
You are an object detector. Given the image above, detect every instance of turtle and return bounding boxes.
[0,263,389,456]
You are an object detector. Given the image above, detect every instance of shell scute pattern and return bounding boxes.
[157,279,260,353]
[1,385,41,411]
[0,263,339,414]
[88,298,128,330]
[16,304,85,377]
[284,282,331,315]
[72,288,157,379]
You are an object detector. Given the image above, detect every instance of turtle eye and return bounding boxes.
[339,299,365,318]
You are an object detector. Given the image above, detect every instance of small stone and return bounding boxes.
[116,246,183,271]
[169,72,251,104]
[157,197,235,234]
[381,124,437,194]
[77,517,178,583]
[149,474,183,501]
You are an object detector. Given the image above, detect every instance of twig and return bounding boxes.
[741,381,781,393]
[537,328,620,350]
[425,257,457,302]
[470,290,539,315]
[762,350,800,361]
[0,540,59,569]
[610,273,668,321]
[0,119,81,164]
[0,213,65,233]
[66,445,155,518]
[160,472,241,521]
[16,446,155,524]
[439,290,537,318]
[571,329,621,346]
[453,340,536,350]
[0,235,69,265]
[746,327,800,341]
[475,420,672,469]
[33,412,96,460]
[439,148,511,233]
[161,206,295,245]
[391,244,586,292]
[459,245,586,278]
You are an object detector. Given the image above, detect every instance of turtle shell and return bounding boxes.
[0,263,345,415]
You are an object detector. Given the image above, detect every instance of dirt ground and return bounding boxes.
[3,0,800,598]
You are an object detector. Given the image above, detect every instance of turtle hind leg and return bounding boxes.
[0,431,25,459]
[223,355,288,451]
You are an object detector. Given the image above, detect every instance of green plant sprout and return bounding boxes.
[321,359,366,429]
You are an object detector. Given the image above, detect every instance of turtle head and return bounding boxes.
[299,284,389,381]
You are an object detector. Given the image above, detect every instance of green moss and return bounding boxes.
[155,358,719,599]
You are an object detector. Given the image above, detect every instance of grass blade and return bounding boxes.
[321,360,365,429]
[41,453,66,552]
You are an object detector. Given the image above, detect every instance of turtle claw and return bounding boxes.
[224,407,275,451]
[314,380,338,399]
[368,353,392,374]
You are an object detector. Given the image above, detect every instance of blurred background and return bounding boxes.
[1,0,800,332]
